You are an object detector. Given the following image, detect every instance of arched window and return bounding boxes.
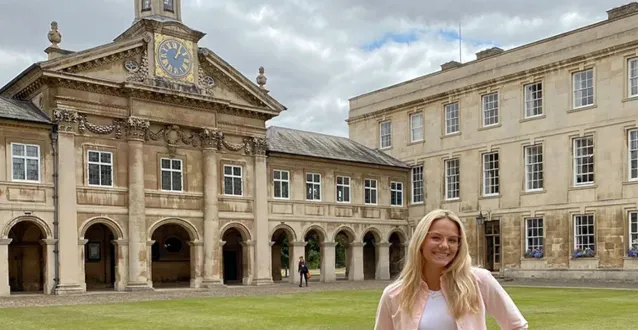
[141,0,151,11]
[163,0,174,12]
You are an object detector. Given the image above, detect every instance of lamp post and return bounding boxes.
[475,211,486,267]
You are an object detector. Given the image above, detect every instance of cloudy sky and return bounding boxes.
[0,0,626,137]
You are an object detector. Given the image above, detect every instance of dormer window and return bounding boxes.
[142,0,151,11]
[164,0,174,12]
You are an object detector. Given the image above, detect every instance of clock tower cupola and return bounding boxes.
[135,0,182,22]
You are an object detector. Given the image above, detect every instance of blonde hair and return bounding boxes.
[395,209,480,319]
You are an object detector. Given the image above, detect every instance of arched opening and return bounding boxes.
[271,228,292,282]
[8,221,45,294]
[388,232,405,279]
[334,228,355,280]
[150,224,191,288]
[222,228,244,285]
[363,231,379,280]
[84,223,116,290]
[304,229,323,282]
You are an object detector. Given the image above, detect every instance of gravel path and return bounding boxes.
[1,278,636,309]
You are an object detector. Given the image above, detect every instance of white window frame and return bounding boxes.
[444,158,459,200]
[380,121,392,149]
[482,152,499,196]
[524,82,543,118]
[411,165,424,204]
[336,175,351,203]
[390,181,403,206]
[525,217,544,251]
[524,145,543,192]
[306,172,321,201]
[573,136,594,186]
[273,169,290,199]
[160,158,183,192]
[482,92,499,127]
[629,58,638,98]
[572,69,594,109]
[629,211,638,249]
[10,142,41,183]
[573,214,595,251]
[142,0,151,10]
[87,150,114,187]
[444,103,459,135]
[629,129,638,181]
[223,164,243,196]
[364,179,378,205]
[163,0,174,11]
[410,112,423,142]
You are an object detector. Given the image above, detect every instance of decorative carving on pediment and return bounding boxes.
[198,53,266,108]
[199,128,223,150]
[251,137,268,156]
[124,60,140,73]
[53,109,79,132]
[198,67,215,96]
[147,124,198,157]
[77,115,125,139]
[126,48,149,82]
[62,47,144,74]
[126,116,150,141]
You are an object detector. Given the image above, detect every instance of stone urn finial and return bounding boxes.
[256,66,269,93]
[48,21,62,48]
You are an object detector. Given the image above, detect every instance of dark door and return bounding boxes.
[485,220,501,271]
[223,250,237,282]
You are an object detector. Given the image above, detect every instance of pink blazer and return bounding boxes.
[374,267,528,330]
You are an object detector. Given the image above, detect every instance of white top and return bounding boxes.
[418,290,458,330]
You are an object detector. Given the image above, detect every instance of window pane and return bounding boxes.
[102,165,113,186]
[224,177,233,194]
[26,159,39,181]
[161,159,171,169]
[274,171,280,180]
[101,152,112,164]
[89,164,100,185]
[172,172,182,191]
[282,182,289,198]
[12,158,25,180]
[172,160,181,170]
[161,171,172,190]
[233,177,242,195]
[233,166,241,176]
[88,151,99,162]
[26,145,38,157]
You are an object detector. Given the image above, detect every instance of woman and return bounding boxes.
[374,209,527,330]
[298,256,309,287]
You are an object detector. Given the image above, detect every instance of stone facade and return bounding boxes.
[0,0,410,296]
[347,3,638,281]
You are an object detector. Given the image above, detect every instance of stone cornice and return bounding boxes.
[346,38,638,124]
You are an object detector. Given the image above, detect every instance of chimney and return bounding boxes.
[441,61,462,71]
[607,2,638,20]
[476,47,504,60]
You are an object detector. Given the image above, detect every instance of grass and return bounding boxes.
[0,286,637,329]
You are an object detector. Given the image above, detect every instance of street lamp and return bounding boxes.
[476,211,486,226]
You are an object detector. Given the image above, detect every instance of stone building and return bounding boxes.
[0,0,410,296]
[347,3,638,281]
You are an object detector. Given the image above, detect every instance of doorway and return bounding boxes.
[484,220,500,271]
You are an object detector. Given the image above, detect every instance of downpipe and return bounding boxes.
[50,126,60,294]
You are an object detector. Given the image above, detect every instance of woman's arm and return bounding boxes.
[476,269,528,330]
[374,289,394,330]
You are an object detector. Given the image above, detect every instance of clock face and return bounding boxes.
[157,39,193,78]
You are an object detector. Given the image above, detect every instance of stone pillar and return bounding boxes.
[189,240,204,288]
[146,240,155,288]
[200,131,222,287]
[0,238,12,296]
[252,140,273,285]
[54,111,84,294]
[321,242,337,282]
[270,241,281,281]
[112,239,128,291]
[241,240,256,285]
[78,239,88,291]
[375,242,391,280]
[42,239,57,294]
[125,117,151,291]
[290,241,307,284]
[350,242,365,281]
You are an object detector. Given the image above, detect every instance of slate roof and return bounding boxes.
[266,126,409,168]
[0,96,52,124]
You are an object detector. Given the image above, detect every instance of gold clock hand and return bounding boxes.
[174,45,182,59]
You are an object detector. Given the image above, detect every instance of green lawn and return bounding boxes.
[0,286,636,329]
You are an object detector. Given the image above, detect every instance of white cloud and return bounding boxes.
[0,0,629,137]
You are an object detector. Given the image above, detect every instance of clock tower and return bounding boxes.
[135,0,183,23]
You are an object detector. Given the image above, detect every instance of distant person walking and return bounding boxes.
[298,256,309,287]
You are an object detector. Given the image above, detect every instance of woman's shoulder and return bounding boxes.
[379,280,404,301]
[470,267,501,290]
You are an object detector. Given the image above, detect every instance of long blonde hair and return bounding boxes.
[395,209,480,318]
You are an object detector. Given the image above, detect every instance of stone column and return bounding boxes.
[42,239,57,294]
[241,240,256,285]
[189,240,204,288]
[112,239,128,291]
[375,242,391,280]
[291,241,307,284]
[321,242,337,282]
[200,130,222,287]
[350,242,365,281]
[125,117,151,291]
[0,238,12,296]
[78,239,88,291]
[53,110,84,295]
[252,138,273,285]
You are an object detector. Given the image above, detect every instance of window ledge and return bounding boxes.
[478,123,501,131]
[521,189,546,196]
[441,132,461,139]
[569,184,598,191]
[622,180,638,186]
[479,194,500,200]
[519,114,546,123]
[622,96,638,103]
[407,140,425,146]
[442,198,460,204]
[567,104,597,113]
